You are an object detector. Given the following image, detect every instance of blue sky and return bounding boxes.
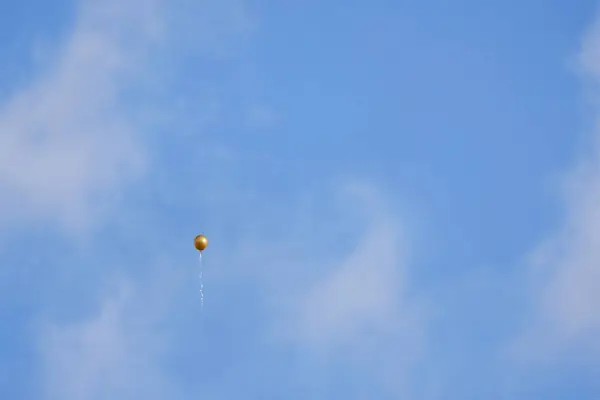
[1,0,600,398]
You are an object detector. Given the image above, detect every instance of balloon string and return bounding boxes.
[199,253,204,308]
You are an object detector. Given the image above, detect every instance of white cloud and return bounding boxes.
[0,0,164,232]
[6,0,255,398]
[294,219,401,348]
[261,182,425,393]
[516,9,600,364]
[37,280,182,400]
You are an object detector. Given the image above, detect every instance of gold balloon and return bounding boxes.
[194,234,208,251]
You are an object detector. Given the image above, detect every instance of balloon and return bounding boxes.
[194,234,208,251]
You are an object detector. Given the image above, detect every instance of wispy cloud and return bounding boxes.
[0,0,169,233]
[275,184,422,350]
[1,0,255,398]
[230,182,427,396]
[515,8,600,366]
[37,276,185,400]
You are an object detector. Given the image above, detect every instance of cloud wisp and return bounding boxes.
[513,9,600,369]
[0,0,169,233]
